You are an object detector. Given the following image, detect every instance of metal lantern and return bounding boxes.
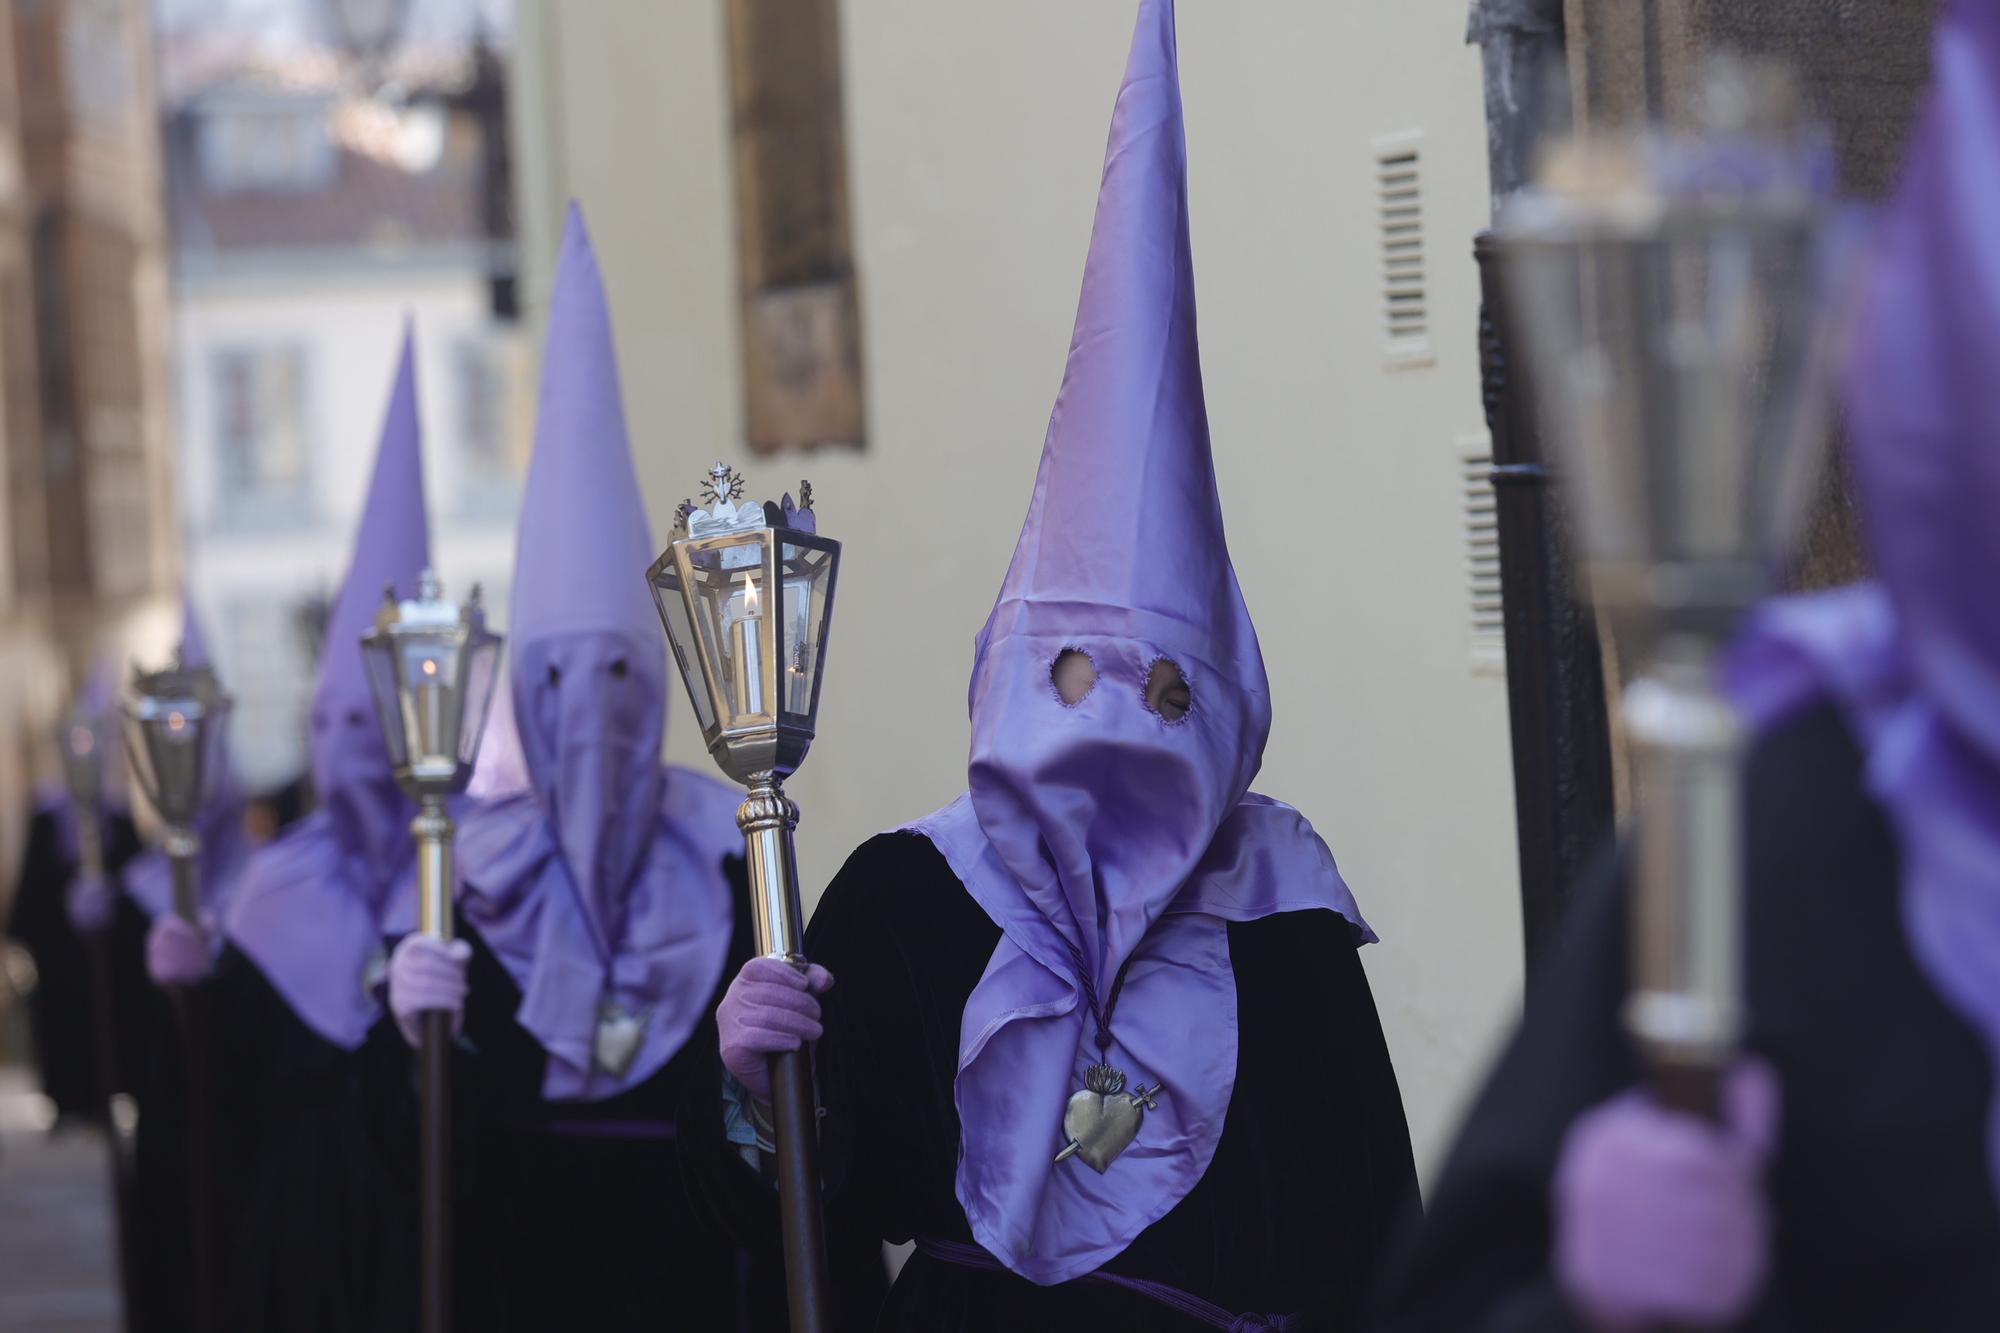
[1496,58,1836,1108]
[647,463,838,1333]
[357,568,501,1333]
[122,644,236,1333]
[361,569,503,815]
[648,465,839,787]
[124,655,234,923]
[56,701,117,881]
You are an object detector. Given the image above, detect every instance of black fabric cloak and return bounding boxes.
[368,852,783,1333]
[5,805,146,1118]
[196,941,409,1333]
[681,831,1417,1332]
[1370,702,2000,1332]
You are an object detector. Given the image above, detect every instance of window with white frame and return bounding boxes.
[213,345,311,523]
[452,333,520,516]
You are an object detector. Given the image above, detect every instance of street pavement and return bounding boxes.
[0,1067,121,1332]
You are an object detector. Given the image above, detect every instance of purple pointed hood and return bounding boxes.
[459,205,738,1101]
[224,328,428,1049]
[1725,0,2000,1214]
[76,654,117,717]
[508,202,667,879]
[177,587,212,672]
[904,0,1368,1284]
[309,323,431,858]
[124,591,254,921]
[964,0,1271,978]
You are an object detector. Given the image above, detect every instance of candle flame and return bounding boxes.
[743,579,761,616]
[166,711,187,732]
[421,658,438,677]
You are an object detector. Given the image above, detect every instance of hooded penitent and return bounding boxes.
[123,592,254,921]
[38,654,132,862]
[223,328,428,1050]
[458,204,738,1102]
[1726,0,2000,1209]
[903,0,1370,1285]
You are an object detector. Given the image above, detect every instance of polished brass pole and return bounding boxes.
[163,826,219,1333]
[1623,649,1744,1122]
[737,779,830,1333]
[413,797,455,1333]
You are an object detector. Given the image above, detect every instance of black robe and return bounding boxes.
[128,969,209,1333]
[369,852,782,1333]
[125,799,308,1333]
[199,941,411,1333]
[682,831,1418,1332]
[1370,702,2000,1332]
[5,804,146,1118]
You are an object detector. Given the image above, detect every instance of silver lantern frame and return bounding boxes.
[123,656,234,924]
[1495,58,1837,1109]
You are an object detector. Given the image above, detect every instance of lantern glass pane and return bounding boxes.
[198,702,232,807]
[120,714,156,812]
[60,716,109,803]
[687,533,772,728]
[777,540,837,724]
[397,631,465,768]
[1503,216,1827,580]
[457,633,502,770]
[650,559,717,735]
[141,703,206,824]
[362,636,409,769]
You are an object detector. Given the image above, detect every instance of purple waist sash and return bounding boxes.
[913,1237,1301,1332]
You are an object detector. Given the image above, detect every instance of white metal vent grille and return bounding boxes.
[1375,130,1431,368]
[1460,434,1505,669]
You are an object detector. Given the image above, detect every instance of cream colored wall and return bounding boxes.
[510,0,1522,1185]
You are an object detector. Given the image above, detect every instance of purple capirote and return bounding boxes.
[223,324,428,1050]
[457,203,739,1102]
[899,0,1369,1286]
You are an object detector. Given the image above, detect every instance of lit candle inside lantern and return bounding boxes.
[731,577,765,716]
[420,657,443,757]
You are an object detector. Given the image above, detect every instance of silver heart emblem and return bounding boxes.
[1055,1064,1163,1173]
[594,1004,646,1076]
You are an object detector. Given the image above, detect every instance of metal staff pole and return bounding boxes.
[124,656,234,1333]
[738,781,832,1332]
[163,827,219,1333]
[360,571,503,1333]
[413,795,455,1333]
[649,466,841,1332]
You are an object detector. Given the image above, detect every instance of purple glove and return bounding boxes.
[1554,1060,1782,1332]
[717,956,834,1105]
[388,934,472,1048]
[65,872,114,933]
[147,914,217,987]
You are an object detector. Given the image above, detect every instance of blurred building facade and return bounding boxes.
[162,34,524,792]
[507,0,1520,1184]
[0,0,180,883]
